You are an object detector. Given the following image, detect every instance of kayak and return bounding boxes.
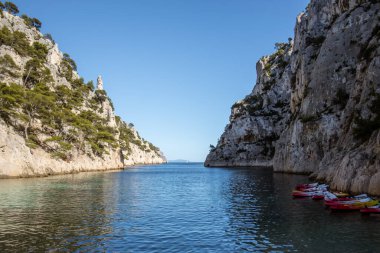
[360,205,380,214]
[330,200,379,212]
[332,192,350,198]
[301,185,328,192]
[325,194,369,206]
[325,197,373,207]
[296,183,318,191]
[324,191,338,201]
[325,195,368,203]
[293,184,328,198]
[315,190,349,201]
[292,190,324,198]
[312,194,324,200]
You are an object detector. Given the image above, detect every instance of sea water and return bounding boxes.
[0,163,379,252]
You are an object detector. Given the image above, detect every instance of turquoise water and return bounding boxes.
[0,163,379,252]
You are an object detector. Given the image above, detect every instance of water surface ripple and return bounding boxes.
[0,163,379,252]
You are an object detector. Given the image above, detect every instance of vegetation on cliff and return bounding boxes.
[0,1,162,162]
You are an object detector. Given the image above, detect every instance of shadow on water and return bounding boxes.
[220,167,380,252]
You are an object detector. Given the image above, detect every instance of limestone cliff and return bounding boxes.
[206,0,380,195]
[205,42,292,167]
[0,9,166,177]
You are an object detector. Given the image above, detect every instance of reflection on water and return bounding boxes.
[0,164,379,252]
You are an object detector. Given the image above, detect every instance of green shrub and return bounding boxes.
[32,42,49,60]
[51,151,68,161]
[118,122,136,152]
[58,141,72,151]
[71,77,85,88]
[95,89,108,103]
[359,44,377,61]
[0,76,121,160]
[353,116,380,140]
[353,94,380,140]
[148,142,160,153]
[43,33,55,44]
[0,54,18,68]
[4,1,18,15]
[305,36,326,47]
[0,27,31,56]
[0,82,24,123]
[44,136,63,143]
[262,79,276,92]
[23,59,53,87]
[115,116,121,124]
[0,9,142,159]
[25,134,40,149]
[21,14,42,30]
[86,80,94,91]
[0,27,51,61]
[300,114,318,123]
[333,88,349,109]
[0,54,20,78]
[59,54,77,82]
[60,60,74,81]
[371,25,380,38]
[26,139,39,149]
[274,100,286,108]
[277,57,288,69]
[63,53,77,71]
[264,62,272,76]
[244,94,264,115]
[96,130,116,144]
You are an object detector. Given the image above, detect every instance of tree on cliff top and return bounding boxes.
[0,2,5,11]
[63,53,77,71]
[4,1,18,15]
[21,14,42,30]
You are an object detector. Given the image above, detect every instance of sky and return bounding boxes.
[14,0,309,162]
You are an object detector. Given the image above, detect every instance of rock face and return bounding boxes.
[97,75,104,90]
[206,0,380,195]
[0,11,166,177]
[205,43,293,167]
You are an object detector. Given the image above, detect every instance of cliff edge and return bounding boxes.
[206,0,380,195]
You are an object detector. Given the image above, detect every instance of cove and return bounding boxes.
[0,163,379,252]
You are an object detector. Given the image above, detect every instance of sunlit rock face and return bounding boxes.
[0,11,166,177]
[206,0,380,195]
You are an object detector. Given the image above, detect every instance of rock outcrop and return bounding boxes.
[206,0,380,195]
[205,42,293,167]
[0,10,166,177]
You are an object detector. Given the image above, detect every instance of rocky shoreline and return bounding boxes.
[0,162,167,179]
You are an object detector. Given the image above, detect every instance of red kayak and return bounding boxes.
[292,190,324,198]
[330,204,362,212]
[312,195,324,200]
[295,183,318,191]
[325,194,369,206]
[360,206,380,214]
[330,200,379,212]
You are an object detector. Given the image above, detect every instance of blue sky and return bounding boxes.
[14,0,309,162]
